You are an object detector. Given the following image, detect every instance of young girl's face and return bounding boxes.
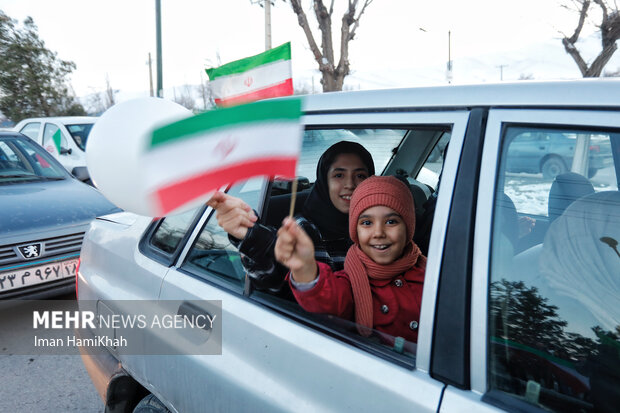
[357,205,407,264]
[327,153,369,213]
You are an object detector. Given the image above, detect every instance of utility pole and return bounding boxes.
[148,53,154,97]
[446,30,453,84]
[155,0,163,98]
[497,64,507,81]
[265,0,272,50]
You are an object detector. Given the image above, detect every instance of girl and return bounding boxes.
[208,141,375,292]
[275,175,426,342]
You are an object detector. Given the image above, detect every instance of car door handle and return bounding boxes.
[177,301,214,333]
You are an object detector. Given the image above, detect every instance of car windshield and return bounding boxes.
[66,123,94,150]
[0,136,67,184]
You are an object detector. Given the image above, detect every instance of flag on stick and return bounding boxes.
[206,42,294,107]
[144,98,303,216]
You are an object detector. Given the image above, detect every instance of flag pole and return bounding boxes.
[288,177,298,218]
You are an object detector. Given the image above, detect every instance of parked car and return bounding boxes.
[77,80,620,413]
[0,131,119,299]
[505,131,613,179]
[13,116,97,182]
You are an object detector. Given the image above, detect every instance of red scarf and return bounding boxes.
[344,242,426,336]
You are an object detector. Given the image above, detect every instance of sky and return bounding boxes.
[2,0,620,105]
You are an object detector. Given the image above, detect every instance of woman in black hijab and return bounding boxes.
[210,141,375,292]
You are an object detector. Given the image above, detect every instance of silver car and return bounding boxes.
[77,80,620,413]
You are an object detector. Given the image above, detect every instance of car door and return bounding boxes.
[440,108,620,412]
[153,110,472,412]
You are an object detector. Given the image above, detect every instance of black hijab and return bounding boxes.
[302,141,375,240]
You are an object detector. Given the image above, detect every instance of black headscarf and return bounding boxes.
[302,141,375,240]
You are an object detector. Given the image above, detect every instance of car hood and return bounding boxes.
[0,178,121,239]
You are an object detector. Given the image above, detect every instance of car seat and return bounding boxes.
[548,172,595,223]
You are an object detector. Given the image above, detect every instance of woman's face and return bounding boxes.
[327,153,369,213]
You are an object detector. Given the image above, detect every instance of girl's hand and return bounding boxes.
[275,217,317,283]
[206,191,258,240]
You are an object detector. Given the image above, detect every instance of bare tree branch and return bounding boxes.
[562,0,620,77]
[568,0,590,44]
[314,0,335,67]
[289,0,325,68]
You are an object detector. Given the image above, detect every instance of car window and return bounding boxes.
[66,123,94,151]
[417,131,450,191]
[298,128,405,181]
[182,177,267,291]
[42,123,69,153]
[487,125,620,412]
[150,208,200,254]
[19,122,40,141]
[0,137,66,182]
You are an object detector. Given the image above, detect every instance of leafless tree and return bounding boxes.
[288,0,373,92]
[173,84,197,112]
[562,0,620,77]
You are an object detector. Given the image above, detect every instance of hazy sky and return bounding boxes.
[2,0,619,101]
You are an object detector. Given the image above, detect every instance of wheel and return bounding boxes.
[133,394,172,413]
[587,167,598,179]
[541,156,567,180]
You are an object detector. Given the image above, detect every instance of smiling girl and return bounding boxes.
[275,176,426,342]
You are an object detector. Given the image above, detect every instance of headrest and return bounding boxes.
[548,172,594,222]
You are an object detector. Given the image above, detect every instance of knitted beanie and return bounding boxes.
[348,176,416,244]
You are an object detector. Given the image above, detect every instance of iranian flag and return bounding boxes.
[206,42,293,107]
[44,129,62,156]
[143,98,303,216]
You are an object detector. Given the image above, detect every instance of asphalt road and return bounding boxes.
[0,293,103,413]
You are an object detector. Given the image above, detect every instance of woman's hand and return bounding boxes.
[275,217,318,283]
[206,191,257,239]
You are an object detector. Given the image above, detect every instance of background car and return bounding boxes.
[13,116,97,182]
[0,131,119,299]
[505,131,613,179]
[77,81,619,413]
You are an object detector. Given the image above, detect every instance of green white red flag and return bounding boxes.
[144,98,303,216]
[206,42,293,107]
[44,129,62,156]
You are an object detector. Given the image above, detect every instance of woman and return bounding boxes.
[208,141,375,292]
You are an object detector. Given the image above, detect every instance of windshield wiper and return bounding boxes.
[0,174,38,179]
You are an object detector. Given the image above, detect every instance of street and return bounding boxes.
[0,293,103,413]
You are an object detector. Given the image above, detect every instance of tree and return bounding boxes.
[86,75,117,115]
[0,11,85,121]
[283,0,373,92]
[562,0,620,77]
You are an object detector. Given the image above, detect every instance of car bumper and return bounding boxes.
[75,326,124,403]
[0,277,75,299]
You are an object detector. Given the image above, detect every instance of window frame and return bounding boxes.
[139,205,207,267]
[469,108,620,406]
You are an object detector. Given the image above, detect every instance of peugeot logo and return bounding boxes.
[18,243,42,259]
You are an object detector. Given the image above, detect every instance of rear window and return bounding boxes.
[66,123,95,150]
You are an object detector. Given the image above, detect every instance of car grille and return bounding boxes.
[0,232,85,268]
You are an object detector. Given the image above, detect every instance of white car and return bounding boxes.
[77,80,620,413]
[13,116,97,181]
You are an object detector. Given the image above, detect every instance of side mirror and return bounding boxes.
[60,147,72,155]
[71,166,90,182]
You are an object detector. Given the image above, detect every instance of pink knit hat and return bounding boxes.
[348,176,415,244]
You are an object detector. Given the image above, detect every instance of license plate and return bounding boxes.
[0,258,79,293]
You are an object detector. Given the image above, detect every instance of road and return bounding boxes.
[0,293,103,413]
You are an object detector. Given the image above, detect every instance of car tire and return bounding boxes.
[133,394,172,413]
[541,156,567,180]
[587,167,598,179]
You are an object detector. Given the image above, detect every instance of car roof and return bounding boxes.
[301,79,620,113]
[14,116,98,125]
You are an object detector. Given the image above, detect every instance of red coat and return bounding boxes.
[290,261,425,343]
